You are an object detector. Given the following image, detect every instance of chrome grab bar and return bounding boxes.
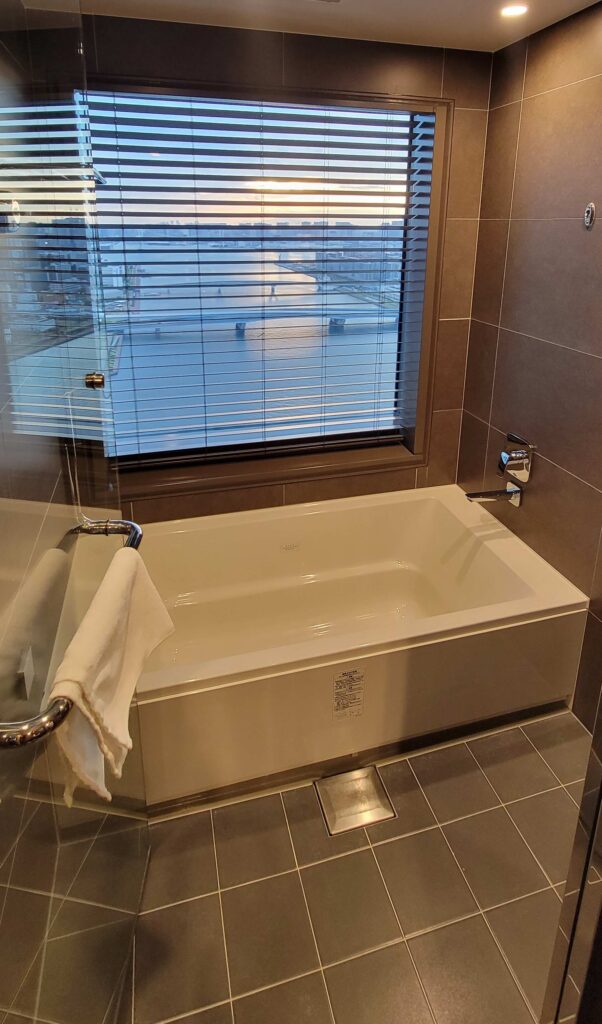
[0,518,142,748]
[0,697,72,748]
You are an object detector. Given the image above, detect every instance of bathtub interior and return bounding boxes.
[139,486,586,689]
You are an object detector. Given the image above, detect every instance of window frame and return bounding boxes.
[85,78,453,479]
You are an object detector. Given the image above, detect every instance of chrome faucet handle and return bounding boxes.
[497,433,537,485]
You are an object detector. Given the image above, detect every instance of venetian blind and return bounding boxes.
[89,92,436,458]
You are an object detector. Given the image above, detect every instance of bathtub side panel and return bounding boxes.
[138,611,586,806]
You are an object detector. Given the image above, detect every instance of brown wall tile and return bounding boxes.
[132,484,284,523]
[512,76,602,219]
[284,468,416,505]
[442,48,491,108]
[447,108,488,219]
[457,411,488,493]
[433,319,469,411]
[524,4,602,98]
[501,219,602,357]
[479,101,521,220]
[471,219,508,326]
[463,319,498,422]
[439,219,479,320]
[483,426,602,595]
[591,537,602,623]
[88,17,284,88]
[491,329,602,491]
[572,612,602,732]
[423,409,462,486]
[281,33,443,96]
[489,38,527,109]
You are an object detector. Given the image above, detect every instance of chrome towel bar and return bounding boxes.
[0,517,143,748]
[69,518,143,549]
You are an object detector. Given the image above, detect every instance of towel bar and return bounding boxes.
[0,517,143,748]
[69,518,143,549]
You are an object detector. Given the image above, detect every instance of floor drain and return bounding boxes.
[315,766,395,836]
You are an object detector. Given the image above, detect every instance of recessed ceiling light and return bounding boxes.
[501,4,528,16]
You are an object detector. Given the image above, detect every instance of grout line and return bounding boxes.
[518,728,572,789]
[470,319,602,363]
[363,834,438,1023]
[482,38,529,466]
[280,792,337,1024]
[406,758,540,1023]
[459,44,492,485]
[489,69,602,111]
[209,810,235,1024]
[464,745,561,893]
[153,996,233,1024]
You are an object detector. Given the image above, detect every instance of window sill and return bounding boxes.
[119,443,422,502]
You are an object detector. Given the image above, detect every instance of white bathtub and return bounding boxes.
[135,484,588,807]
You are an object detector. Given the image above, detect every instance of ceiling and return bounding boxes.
[23,0,599,51]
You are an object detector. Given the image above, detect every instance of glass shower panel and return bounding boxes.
[0,3,148,1022]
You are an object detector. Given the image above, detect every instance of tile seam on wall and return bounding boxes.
[474,321,602,361]
[482,35,529,480]
[458,49,493,485]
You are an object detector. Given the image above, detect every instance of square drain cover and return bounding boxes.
[315,766,395,836]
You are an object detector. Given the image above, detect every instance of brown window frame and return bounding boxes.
[90,80,453,488]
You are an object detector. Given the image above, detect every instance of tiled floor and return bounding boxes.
[130,710,596,1024]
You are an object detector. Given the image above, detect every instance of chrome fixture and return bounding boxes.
[0,517,143,748]
[466,433,536,509]
[466,483,523,508]
[497,432,536,485]
[584,202,596,230]
[0,698,72,748]
[69,517,143,549]
[84,372,105,389]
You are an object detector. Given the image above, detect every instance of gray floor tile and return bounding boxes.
[375,829,476,934]
[282,786,367,866]
[486,889,562,1019]
[6,802,59,894]
[326,943,432,1024]
[0,888,51,1008]
[507,789,579,884]
[301,849,400,964]
[443,807,548,908]
[409,743,499,822]
[15,919,133,1024]
[68,827,149,912]
[523,714,591,783]
[143,812,217,910]
[135,895,229,1023]
[367,761,435,843]
[409,916,532,1024]
[49,896,131,938]
[214,795,295,888]
[222,871,318,997]
[469,728,558,802]
[233,973,332,1024]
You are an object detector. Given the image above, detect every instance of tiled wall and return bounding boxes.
[457,3,602,731]
[82,16,492,519]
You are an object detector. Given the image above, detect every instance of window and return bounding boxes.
[87,91,437,460]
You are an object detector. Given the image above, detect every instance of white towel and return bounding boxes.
[50,547,174,805]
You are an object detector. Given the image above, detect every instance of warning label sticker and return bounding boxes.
[333,668,365,719]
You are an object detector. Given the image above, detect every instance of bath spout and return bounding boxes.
[465,484,522,508]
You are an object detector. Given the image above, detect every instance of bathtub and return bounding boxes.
[135,484,588,807]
